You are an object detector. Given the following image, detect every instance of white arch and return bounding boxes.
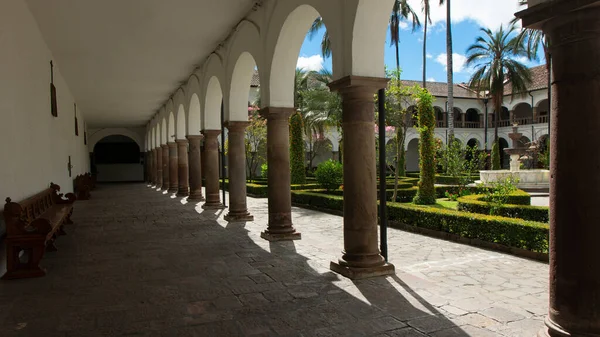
[188,93,202,135]
[269,4,322,108]
[204,76,223,130]
[161,118,167,145]
[176,104,186,139]
[228,52,257,122]
[351,0,395,78]
[168,112,176,142]
[88,128,144,151]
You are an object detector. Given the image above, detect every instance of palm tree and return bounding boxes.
[445,0,454,139]
[294,68,309,110]
[465,24,532,166]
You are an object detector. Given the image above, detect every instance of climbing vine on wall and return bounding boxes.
[289,112,306,184]
[413,89,437,205]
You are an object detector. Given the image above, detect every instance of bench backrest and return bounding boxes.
[3,183,65,236]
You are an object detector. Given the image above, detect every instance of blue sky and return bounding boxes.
[297,1,544,84]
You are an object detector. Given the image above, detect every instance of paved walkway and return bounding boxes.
[0,184,548,336]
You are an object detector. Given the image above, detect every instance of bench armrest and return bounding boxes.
[28,218,52,236]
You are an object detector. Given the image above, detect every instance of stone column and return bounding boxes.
[201,130,224,209]
[186,136,203,200]
[224,122,253,222]
[176,139,190,197]
[148,150,154,184]
[168,142,178,194]
[332,151,340,162]
[518,3,600,336]
[156,146,163,188]
[328,76,395,280]
[460,113,466,128]
[509,110,515,124]
[260,107,300,241]
[161,144,169,191]
[532,107,539,124]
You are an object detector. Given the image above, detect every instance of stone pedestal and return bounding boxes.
[328,76,395,280]
[224,122,253,222]
[518,2,600,336]
[509,154,521,172]
[186,136,203,200]
[161,144,169,191]
[168,142,178,194]
[156,147,163,189]
[202,130,224,209]
[260,107,300,241]
[175,139,189,197]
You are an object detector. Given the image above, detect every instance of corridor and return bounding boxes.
[1,184,547,336]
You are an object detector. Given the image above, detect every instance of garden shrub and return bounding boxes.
[457,194,548,222]
[413,89,437,205]
[491,141,501,170]
[315,160,343,191]
[290,190,548,253]
[289,112,306,184]
[261,163,268,178]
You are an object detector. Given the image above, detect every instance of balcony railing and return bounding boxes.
[405,117,549,129]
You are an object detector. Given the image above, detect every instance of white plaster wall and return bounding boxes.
[0,0,89,222]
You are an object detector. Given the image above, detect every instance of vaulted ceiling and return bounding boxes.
[25,0,256,127]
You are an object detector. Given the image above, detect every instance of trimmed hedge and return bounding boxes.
[406,172,479,185]
[223,181,321,198]
[457,194,548,222]
[290,190,548,253]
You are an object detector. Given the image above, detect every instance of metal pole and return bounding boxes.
[220,101,227,207]
[377,88,388,262]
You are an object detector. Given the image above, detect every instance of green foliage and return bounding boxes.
[491,141,501,170]
[261,163,268,179]
[246,110,267,181]
[458,194,549,222]
[539,138,550,169]
[315,160,343,192]
[290,190,548,253]
[289,112,306,184]
[483,175,520,206]
[413,89,437,205]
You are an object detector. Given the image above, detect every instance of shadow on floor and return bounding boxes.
[0,183,468,336]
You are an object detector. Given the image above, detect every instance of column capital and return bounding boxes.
[167,142,177,148]
[261,107,295,121]
[328,75,389,94]
[185,135,203,141]
[176,138,189,145]
[202,129,221,138]
[224,121,250,132]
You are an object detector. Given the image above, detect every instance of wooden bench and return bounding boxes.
[2,183,76,280]
[74,173,93,200]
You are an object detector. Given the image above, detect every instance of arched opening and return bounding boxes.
[229,51,259,122]
[499,137,510,169]
[188,93,201,135]
[537,99,549,123]
[168,112,175,142]
[453,108,463,128]
[466,108,480,128]
[93,135,143,182]
[514,103,533,125]
[407,105,418,127]
[495,106,510,127]
[434,107,444,127]
[406,138,419,172]
[176,104,186,139]
[466,138,480,161]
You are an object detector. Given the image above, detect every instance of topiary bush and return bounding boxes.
[413,89,437,205]
[491,141,501,170]
[315,160,343,191]
[289,112,306,184]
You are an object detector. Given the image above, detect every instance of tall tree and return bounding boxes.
[420,0,432,89]
[465,24,532,169]
[445,0,454,139]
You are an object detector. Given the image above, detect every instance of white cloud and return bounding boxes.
[427,77,436,82]
[399,21,409,30]
[426,53,433,59]
[407,0,523,30]
[435,53,470,73]
[297,55,324,72]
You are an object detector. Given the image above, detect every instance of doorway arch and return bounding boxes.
[92,135,143,182]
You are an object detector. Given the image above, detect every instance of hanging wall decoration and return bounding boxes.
[74,103,79,136]
[50,61,58,117]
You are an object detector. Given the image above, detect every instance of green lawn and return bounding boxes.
[434,198,459,210]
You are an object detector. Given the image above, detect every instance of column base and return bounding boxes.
[260,231,301,241]
[202,202,225,210]
[177,191,190,198]
[187,191,204,201]
[330,261,395,280]
[168,187,178,194]
[224,212,254,222]
[538,316,598,337]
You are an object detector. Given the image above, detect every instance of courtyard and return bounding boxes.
[1,184,548,336]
